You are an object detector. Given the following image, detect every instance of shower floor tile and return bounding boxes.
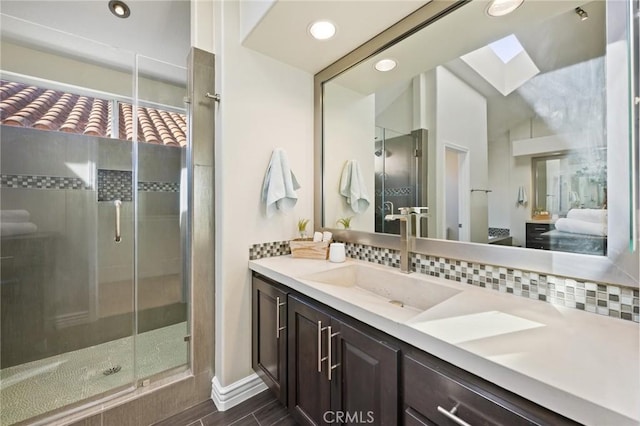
[0,322,188,426]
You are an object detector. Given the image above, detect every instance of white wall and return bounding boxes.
[191,0,215,52]
[488,136,511,229]
[376,84,413,135]
[508,120,534,246]
[214,0,314,387]
[413,72,437,235]
[323,82,375,232]
[433,66,488,243]
[0,41,186,107]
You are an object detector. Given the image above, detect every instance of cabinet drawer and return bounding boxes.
[526,223,555,237]
[527,225,552,233]
[404,355,539,426]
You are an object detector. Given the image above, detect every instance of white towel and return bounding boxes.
[516,186,527,206]
[1,222,38,237]
[566,208,607,224]
[555,218,607,236]
[1,210,30,223]
[339,160,370,214]
[261,148,300,218]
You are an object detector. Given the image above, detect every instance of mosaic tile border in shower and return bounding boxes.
[2,173,180,198]
[98,169,132,202]
[375,186,413,197]
[137,181,180,192]
[0,174,91,190]
[249,240,291,260]
[248,239,639,323]
[488,227,510,237]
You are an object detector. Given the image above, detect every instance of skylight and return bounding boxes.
[489,34,524,64]
[461,33,539,96]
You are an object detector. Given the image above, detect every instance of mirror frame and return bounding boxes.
[314,0,639,287]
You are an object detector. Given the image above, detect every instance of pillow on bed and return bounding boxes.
[555,217,607,236]
[566,208,607,224]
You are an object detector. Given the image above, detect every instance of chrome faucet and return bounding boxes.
[385,207,430,273]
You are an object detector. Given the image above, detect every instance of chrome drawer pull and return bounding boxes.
[317,321,328,373]
[326,326,340,381]
[437,404,472,426]
[275,297,287,339]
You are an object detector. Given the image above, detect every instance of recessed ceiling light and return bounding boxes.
[486,0,524,17]
[109,0,130,19]
[374,59,397,72]
[308,21,336,40]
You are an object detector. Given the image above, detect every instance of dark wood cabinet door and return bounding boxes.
[330,321,399,425]
[252,275,288,405]
[288,295,332,426]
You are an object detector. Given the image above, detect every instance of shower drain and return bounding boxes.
[103,365,122,376]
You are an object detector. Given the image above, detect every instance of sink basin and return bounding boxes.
[301,264,460,314]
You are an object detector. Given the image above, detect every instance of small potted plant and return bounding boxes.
[336,217,353,229]
[297,218,310,239]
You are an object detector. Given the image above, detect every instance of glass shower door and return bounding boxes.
[0,9,192,424]
[375,127,426,235]
[0,17,137,425]
[134,55,190,380]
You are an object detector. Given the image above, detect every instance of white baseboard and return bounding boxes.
[211,373,268,411]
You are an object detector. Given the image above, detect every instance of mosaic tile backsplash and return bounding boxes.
[249,240,291,260]
[249,240,639,322]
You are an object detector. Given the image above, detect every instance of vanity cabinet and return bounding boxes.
[288,295,399,426]
[252,275,288,405]
[403,350,576,426]
[525,222,555,250]
[252,272,578,426]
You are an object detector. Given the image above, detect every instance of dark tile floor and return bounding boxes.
[152,390,297,426]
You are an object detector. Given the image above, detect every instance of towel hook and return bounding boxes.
[205,92,221,102]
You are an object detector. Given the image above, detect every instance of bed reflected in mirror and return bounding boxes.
[529,154,607,255]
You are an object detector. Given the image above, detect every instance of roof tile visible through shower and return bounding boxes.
[0,80,187,147]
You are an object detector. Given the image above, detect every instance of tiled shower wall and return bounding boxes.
[0,125,184,366]
[249,239,640,323]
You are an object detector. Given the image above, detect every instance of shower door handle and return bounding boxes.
[114,199,122,243]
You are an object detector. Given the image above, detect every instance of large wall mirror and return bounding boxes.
[316,0,638,287]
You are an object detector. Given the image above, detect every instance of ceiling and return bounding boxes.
[241,0,431,74]
[0,0,432,81]
[329,0,605,140]
[0,1,190,82]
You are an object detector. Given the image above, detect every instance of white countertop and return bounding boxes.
[249,256,640,426]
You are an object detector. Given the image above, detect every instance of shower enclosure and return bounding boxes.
[0,15,191,425]
[374,126,428,235]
